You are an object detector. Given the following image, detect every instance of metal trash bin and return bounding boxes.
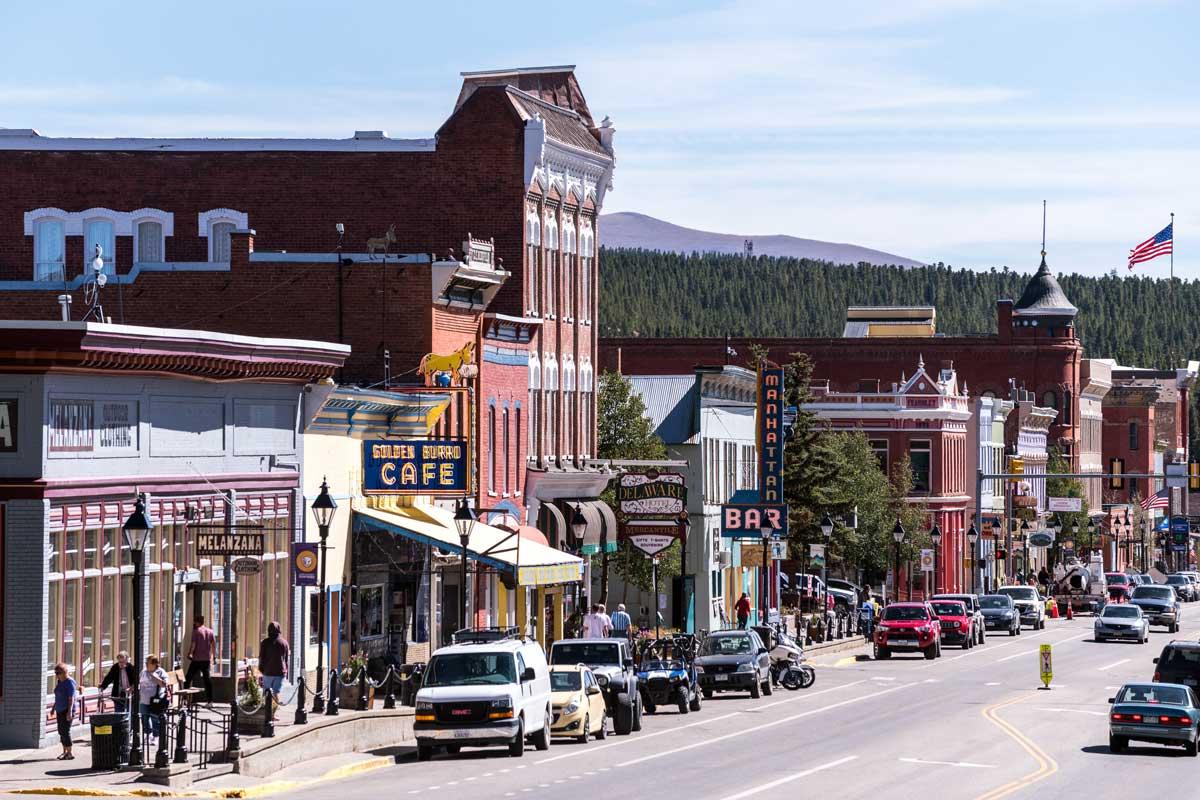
[89,712,129,770]
[399,664,425,707]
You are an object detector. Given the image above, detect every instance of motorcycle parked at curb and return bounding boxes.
[755,625,815,690]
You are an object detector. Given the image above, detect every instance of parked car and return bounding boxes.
[997,585,1046,629]
[1153,641,1200,688]
[933,593,985,645]
[1129,584,1181,632]
[1108,682,1200,756]
[695,629,772,699]
[1166,574,1196,602]
[930,599,974,649]
[549,638,643,735]
[826,578,863,611]
[794,573,853,613]
[414,631,552,760]
[1105,572,1134,602]
[1094,603,1149,643]
[549,665,607,743]
[874,602,942,660]
[978,594,1021,636]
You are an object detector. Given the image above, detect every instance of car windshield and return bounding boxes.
[423,652,517,687]
[882,605,930,621]
[550,643,621,666]
[979,596,1011,609]
[1102,606,1140,619]
[1117,685,1190,706]
[1167,576,1189,584]
[931,602,965,617]
[1107,574,1129,584]
[999,588,1036,601]
[550,671,582,692]
[1133,586,1174,600]
[701,635,752,655]
[642,660,683,671]
[1159,647,1200,670]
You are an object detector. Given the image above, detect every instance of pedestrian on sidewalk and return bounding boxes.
[139,655,169,744]
[52,663,77,760]
[596,604,613,637]
[611,604,632,639]
[258,621,290,721]
[735,593,752,629]
[859,593,875,639]
[98,650,136,713]
[186,615,216,703]
[582,604,610,638]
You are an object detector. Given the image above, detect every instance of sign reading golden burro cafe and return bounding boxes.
[363,439,469,495]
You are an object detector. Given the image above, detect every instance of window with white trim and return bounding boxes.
[544,356,559,459]
[83,219,116,276]
[544,211,559,317]
[580,221,595,323]
[563,358,577,460]
[199,209,248,263]
[526,210,541,315]
[211,222,235,263]
[135,220,164,263]
[488,403,497,494]
[563,216,577,320]
[528,354,541,460]
[502,406,510,495]
[34,218,66,281]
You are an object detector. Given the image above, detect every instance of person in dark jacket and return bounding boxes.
[258,621,290,721]
[53,663,77,760]
[98,651,136,712]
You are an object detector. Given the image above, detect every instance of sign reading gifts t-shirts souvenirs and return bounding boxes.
[758,367,785,503]
[362,439,469,495]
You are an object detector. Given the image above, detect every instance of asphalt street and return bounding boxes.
[284,611,1200,800]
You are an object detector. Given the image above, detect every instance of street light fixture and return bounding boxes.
[892,519,906,601]
[454,498,477,633]
[966,525,980,594]
[819,514,834,621]
[760,526,773,627]
[929,523,942,596]
[1086,519,1097,556]
[122,495,153,768]
[570,504,588,621]
[310,478,337,715]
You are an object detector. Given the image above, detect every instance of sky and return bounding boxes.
[2,0,1196,277]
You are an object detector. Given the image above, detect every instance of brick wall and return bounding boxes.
[0,499,49,748]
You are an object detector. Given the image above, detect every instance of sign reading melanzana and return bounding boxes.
[617,470,686,517]
[195,531,265,557]
[363,439,469,495]
[758,367,785,503]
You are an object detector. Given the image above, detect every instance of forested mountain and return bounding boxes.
[598,248,1196,367]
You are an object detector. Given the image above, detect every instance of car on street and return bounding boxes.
[549,665,608,742]
[874,602,942,660]
[549,638,643,735]
[1094,603,1149,643]
[414,633,553,760]
[1108,682,1200,756]
[695,629,772,699]
[933,593,986,645]
[978,594,1021,636]
[1165,574,1196,602]
[930,599,974,649]
[1129,584,1181,632]
[1154,641,1200,688]
[1105,572,1134,602]
[997,585,1046,629]
[798,572,856,612]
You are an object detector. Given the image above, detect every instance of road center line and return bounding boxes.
[997,650,1038,663]
[722,756,859,800]
[899,757,996,769]
[976,694,1058,800]
[1035,707,1107,716]
[1097,658,1130,671]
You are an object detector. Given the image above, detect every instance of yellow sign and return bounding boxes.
[1010,457,1024,479]
[1039,644,1053,689]
[94,725,113,736]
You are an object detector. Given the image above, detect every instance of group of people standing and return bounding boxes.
[581,602,633,638]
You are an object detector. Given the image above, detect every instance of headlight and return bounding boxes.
[736,662,755,672]
[564,702,580,714]
[415,699,434,722]
[694,665,705,674]
[488,696,514,720]
[595,674,609,686]
[952,622,961,629]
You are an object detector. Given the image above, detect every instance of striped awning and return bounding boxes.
[307,387,451,438]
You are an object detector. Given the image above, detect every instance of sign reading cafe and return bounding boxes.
[363,439,469,495]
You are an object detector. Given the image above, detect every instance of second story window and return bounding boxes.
[135,220,164,263]
[1129,420,1139,451]
[909,440,931,493]
[199,209,248,263]
[83,219,116,276]
[34,218,65,281]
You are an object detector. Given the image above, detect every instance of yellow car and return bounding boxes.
[550,664,608,742]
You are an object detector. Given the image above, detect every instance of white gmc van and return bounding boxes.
[414,632,552,760]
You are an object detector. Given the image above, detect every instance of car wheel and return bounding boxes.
[613,701,633,735]
[578,715,590,744]
[876,646,891,660]
[1109,734,1126,753]
[924,643,938,660]
[1188,737,1199,757]
[979,627,986,644]
[417,744,434,762]
[445,745,461,755]
[1040,618,1046,630]
[1008,624,1017,636]
[677,687,691,714]
[595,712,608,740]
[1096,635,1105,643]
[644,698,656,715]
[509,720,525,757]
[632,697,643,732]
[701,688,713,700]
[533,712,552,751]
[750,680,761,699]
[689,690,702,712]
[762,674,773,696]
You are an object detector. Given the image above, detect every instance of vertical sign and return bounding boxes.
[292,542,319,587]
[0,399,16,453]
[758,367,785,503]
[1039,643,1053,689]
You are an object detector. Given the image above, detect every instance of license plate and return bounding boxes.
[453,730,472,739]
[715,674,729,682]
[1144,718,1157,725]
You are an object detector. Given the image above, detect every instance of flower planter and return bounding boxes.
[338,681,375,711]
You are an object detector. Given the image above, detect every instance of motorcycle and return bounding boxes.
[767,629,815,690]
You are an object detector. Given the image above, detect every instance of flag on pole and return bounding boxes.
[1140,487,1169,510]
[1128,222,1173,270]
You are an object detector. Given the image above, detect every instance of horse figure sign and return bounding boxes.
[418,342,475,386]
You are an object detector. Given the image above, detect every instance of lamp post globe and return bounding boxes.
[123,494,153,768]
[892,519,906,601]
[310,479,337,713]
[454,499,477,633]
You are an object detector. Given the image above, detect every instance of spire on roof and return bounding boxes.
[1014,250,1077,317]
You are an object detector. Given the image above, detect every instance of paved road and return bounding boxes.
[288,612,1200,800]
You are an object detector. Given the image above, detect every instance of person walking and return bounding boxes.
[610,604,632,639]
[582,604,611,638]
[258,621,290,721]
[139,655,169,745]
[52,663,77,760]
[596,604,613,637]
[859,593,876,639]
[735,592,752,629]
[98,651,137,713]
[186,615,216,704]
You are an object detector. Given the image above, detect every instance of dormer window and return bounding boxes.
[135,221,164,263]
[199,209,248,263]
[83,219,116,276]
[34,218,65,281]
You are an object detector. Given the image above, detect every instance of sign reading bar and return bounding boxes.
[758,367,785,503]
[363,439,468,496]
[721,503,788,539]
[195,530,265,557]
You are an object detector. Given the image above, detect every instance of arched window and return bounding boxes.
[34,218,66,281]
[1062,389,1073,425]
[1041,390,1058,410]
[199,209,248,262]
[544,211,559,317]
[488,403,497,494]
[579,220,595,323]
[528,354,540,459]
[83,218,116,276]
[563,216,576,319]
[526,210,541,315]
[502,406,510,495]
[135,220,164,263]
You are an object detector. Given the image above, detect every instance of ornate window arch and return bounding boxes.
[198,209,249,262]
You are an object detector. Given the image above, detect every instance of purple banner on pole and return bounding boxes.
[291,542,319,587]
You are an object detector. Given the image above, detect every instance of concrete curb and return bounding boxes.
[7,755,396,798]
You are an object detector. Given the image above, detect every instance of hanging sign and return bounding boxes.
[1047,497,1082,512]
[617,470,687,517]
[292,542,319,587]
[810,543,825,568]
[230,557,263,576]
[920,549,934,572]
[757,367,786,503]
[194,527,265,557]
[624,523,679,557]
[1027,531,1055,548]
[0,398,16,453]
[362,439,469,495]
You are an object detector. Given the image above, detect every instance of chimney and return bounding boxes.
[997,299,1013,343]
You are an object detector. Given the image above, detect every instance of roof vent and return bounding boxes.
[353,130,388,139]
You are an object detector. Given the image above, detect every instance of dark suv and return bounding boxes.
[549,638,643,735]
[695,630,772,699]
[1154,642,1200,689]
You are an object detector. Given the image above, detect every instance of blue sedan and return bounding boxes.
[1109,682,1200,755]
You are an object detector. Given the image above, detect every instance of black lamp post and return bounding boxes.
[310,479,336,714]
[1018,519,1031,580]
[820,514,834,616]
[760,525,772,625]
[454,498,477,633]
[123,495,153,768]
[967,525,979,594]
[570,504,587,619]
[929,523,942,595]
[892,519,906,602]
[1086,519,1096,557]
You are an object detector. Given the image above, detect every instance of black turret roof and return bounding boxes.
[1014,254,1077,317]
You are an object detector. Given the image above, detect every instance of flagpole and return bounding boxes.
[1171,211,1175,282]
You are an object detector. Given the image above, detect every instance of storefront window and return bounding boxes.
[909,441,932,493]
[46,582,60,694]
[102,528,117,569]
[360,584,385,639]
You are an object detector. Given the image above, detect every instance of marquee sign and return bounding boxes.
[721,503,789,539]
[363,439,469,495]
[758,367,785,503]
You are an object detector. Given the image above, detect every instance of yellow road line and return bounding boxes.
[975,693,1058,800]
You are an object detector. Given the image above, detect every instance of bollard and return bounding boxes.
[294,678,309,725]
[173,708,189,764]
[325,671,340,716]
[154,713,170,769]
[227,701,241,755]
[383,669,396,710]
[261,688,276,738]
[357,670,368,711]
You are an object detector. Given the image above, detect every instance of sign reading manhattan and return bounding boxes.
[617,470,687,517]
[363,439,468,495]
[758,367,785,503]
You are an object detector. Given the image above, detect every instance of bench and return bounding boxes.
[169,669,205,709]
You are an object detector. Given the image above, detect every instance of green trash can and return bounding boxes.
[89,712,129,770]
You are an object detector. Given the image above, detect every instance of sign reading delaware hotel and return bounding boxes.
[363,439,469,495]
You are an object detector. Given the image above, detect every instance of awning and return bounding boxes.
[354,500,582,587]
[539,502,568,549]
[577,500,618,555]
[517,525,549,547]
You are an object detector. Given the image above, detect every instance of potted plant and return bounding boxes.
[237,670,275,733]
[338,653,374,710]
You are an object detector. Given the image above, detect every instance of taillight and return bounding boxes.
[1112,713,1143,722]
[1160,716,1192,726]
[1154,672,1161,682]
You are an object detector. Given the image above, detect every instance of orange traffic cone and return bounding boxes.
[1066,604,1073,620]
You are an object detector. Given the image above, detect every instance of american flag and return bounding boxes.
[1128,222,1173,270]
[1140,487,1169,510]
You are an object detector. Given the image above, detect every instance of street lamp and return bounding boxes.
[819,514,834,618]
[310,479,337,715]
[1086,519,1097,557]
[123,495,153,768]
[570,504,587,621]
[929,523,942,596]
[760,526,773,626]
[966,525,980,594]
[892,519,906,602]
[1018,519,1031,581]
[454,498,477,633]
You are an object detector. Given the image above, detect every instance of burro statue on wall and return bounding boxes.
[418,342,475,387]
[367,224,396,259]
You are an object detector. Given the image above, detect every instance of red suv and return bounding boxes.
[930,599,973,649]
[874,602,942,660]
[1106,573,1133,602]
